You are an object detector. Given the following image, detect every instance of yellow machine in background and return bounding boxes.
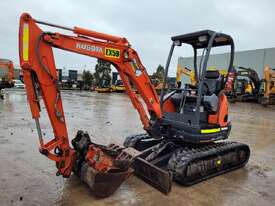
[176,64,196,87]
[208,66,227,76]
[176,64,227,88]
[95,87,113,93]
[245,83,253,94]
[261,65,275,105]
[111,80,126,93]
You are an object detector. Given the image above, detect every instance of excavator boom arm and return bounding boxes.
[19,13,161,177]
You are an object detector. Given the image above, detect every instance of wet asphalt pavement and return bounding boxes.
[0,89,275,206]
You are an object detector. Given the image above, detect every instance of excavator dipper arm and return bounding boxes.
[19,13,161,178]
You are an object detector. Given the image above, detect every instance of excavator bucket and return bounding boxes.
[72,131,134,198]
[80,163,133,198]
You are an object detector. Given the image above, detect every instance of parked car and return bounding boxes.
[13,79,25,89]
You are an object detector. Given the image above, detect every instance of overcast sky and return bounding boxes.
[0,0,275,75]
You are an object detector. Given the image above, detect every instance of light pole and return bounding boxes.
[83,65,86,89]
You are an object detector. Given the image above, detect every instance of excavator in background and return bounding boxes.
[95,86,113,93]
[260,65,275,105]
[0,58,14,99]
[111,72,126,92]
[230,66,261,102]
[176,64,228,88]
[176,65,261,103]
[111,79,126,93]
[19,13,250,197]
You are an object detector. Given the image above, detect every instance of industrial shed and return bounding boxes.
[178,47,275,83]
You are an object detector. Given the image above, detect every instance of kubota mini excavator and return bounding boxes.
[0,58,14,99]
[19,13,250,197]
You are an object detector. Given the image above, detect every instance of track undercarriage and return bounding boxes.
[123,133,250,193]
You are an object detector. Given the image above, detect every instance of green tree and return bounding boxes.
[94,59,111,87]
[152,65,165,83]
[83,70,94,87]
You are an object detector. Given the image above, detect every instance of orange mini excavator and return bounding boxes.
[19,13,250,197]
[0,58,14,99]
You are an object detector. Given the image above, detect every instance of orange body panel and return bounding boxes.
[162,98,176,112]
[208,93,229,127]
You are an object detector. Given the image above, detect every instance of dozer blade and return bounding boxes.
[80,163,133,198]
[123,135,174,193]
[115,143,173,193]
[133,157,172,194]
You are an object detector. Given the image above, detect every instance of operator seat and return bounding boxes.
[202,70,224,95]
[169,70,225,115]
[202,70,224,113]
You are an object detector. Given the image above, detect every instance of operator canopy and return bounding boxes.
[171,30,233,48]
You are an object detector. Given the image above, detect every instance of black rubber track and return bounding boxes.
[167,141,250,186]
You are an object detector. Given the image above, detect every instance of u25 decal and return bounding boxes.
[105,48,120,58]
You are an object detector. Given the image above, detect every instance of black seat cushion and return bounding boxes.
[205,70,220,79]
[202,70,224,94]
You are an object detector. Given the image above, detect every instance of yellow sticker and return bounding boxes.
[105,48,120,58]
[23,23,29,61]
[201,128,221,134]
